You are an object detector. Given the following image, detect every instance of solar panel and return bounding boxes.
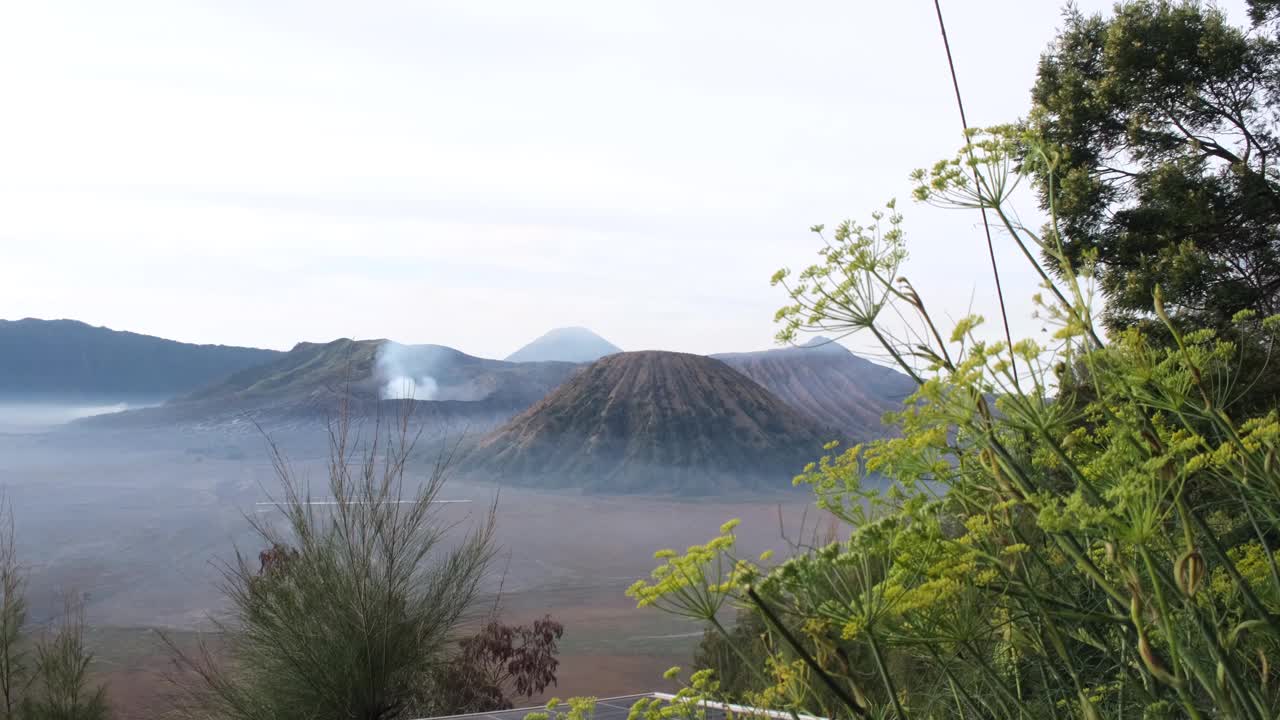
[415,692,826,720]
[417,694,654,720]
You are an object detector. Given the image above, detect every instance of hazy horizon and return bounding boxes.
[4,0,1252,361]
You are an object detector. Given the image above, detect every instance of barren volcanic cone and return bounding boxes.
[473,351,829,494]
[714,338,914,440]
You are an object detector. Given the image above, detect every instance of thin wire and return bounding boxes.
[932,0,1019,383]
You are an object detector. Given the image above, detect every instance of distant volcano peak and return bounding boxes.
[505,327,621,363]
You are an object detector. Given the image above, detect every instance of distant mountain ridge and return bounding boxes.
[505,327,621,363]
[714,337,914,440]
[472,351,830,494]
[90,338,581,429]
[25,318,916,496]
[0,318,281,397]
[182,338,383,411]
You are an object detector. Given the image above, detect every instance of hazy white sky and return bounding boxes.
[0,1,1252,360]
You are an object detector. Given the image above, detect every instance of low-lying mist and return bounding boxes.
[0,417,828,713]
[0,397,163,433]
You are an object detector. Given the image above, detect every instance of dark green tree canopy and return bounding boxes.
[1030,0,1280,331]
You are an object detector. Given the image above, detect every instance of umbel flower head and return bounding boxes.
[626,520,741,620]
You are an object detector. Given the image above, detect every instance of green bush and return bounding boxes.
[0,496,108,720]
[21,601,109,720]
[167,412,497,720]
[630,128,1280,719]
[691,610,769,703]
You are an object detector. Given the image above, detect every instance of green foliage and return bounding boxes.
[1029,0,1280,406]
[634,124,1280,718]
[630,669,726,720]
[526,669,782,720]
[0,498,26,720]
[21,600,110,720]
[167,410,497,720]
[0,496,106,720]
[524,696,601,720]
[692,610,770,703]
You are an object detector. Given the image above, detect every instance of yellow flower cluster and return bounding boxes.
[525,696,597,720]
[1210,541,1280,611]
[626,522,740,620]
[628,668,720,720]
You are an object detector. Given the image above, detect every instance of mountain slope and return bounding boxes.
[0,318,280,397]
[505,327,621,363]
[89,338,581,429]
[713,338,915,439]
[183,338,383,411]
[473,351,829,494]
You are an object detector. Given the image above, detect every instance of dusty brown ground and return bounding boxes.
[78,483,824,718]
[88,593,697,719]
[90,631,684,720]
[0,428,836,718]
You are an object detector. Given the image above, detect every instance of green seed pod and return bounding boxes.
[1139,633,1181,687]
[1175,549,1206,598]
[1153,285,1170,325]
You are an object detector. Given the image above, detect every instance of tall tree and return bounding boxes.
[1030,1,1280,336]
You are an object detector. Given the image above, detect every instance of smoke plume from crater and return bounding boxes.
[376,342,439,401]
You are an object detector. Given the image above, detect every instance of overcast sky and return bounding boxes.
[0,1,1253,360]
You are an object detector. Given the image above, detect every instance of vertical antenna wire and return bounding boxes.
[931,0,1019,382]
